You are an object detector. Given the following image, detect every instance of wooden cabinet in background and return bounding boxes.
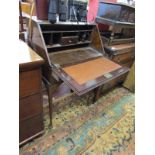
[19,40,44,146]
[104,43,135,68]
[95,2,135,68]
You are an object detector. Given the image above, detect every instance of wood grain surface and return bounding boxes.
[50,47,102,67]
[107,43,135,51]
[63,57,121,85]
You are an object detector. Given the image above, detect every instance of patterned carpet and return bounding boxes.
[20,87,135,155]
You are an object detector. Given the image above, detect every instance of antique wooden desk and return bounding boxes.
[29,19,130,126]
[19,40,44,145]
[96,1,135,68]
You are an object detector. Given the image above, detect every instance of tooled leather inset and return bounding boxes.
[63,57,121,85]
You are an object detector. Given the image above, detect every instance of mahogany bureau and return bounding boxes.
[29,19,129,126]
[19,40,44,145]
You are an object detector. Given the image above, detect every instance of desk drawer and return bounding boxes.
[101,73,127,92]
[112,52,135,63]
[120,59,134,68]
[19,114,44,143]
[115,46,134,54]
[19,69,42,98]
[60,36,78,45]
[19,93,43,121]
[104,44,135,58]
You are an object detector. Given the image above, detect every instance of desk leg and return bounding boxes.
[47,85,53,128]
[47,83,60,128]
[86,92,93,106]
[93,86,102,103]
[43,77,59,128]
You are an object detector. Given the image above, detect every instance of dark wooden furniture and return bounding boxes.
[19,40,44,146]
[104,43,135,67]
[96,1,135,68]
[96,1,135,25]
[29,19,129,126]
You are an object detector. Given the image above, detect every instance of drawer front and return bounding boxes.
[19,69,42,98]
[19,93,43,121]
[120,60,134,68]
[19,114,44,143]
[101,73,127,92]
[61,36,78,45]
[115,46,134,54]
[113,52,135,63]
[105,45,135,57]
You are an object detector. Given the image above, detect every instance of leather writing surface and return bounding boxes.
[62,57,121,85]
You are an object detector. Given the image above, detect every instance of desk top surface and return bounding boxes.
[19,40,44,70]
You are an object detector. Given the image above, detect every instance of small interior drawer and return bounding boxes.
[60,36,79,45]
